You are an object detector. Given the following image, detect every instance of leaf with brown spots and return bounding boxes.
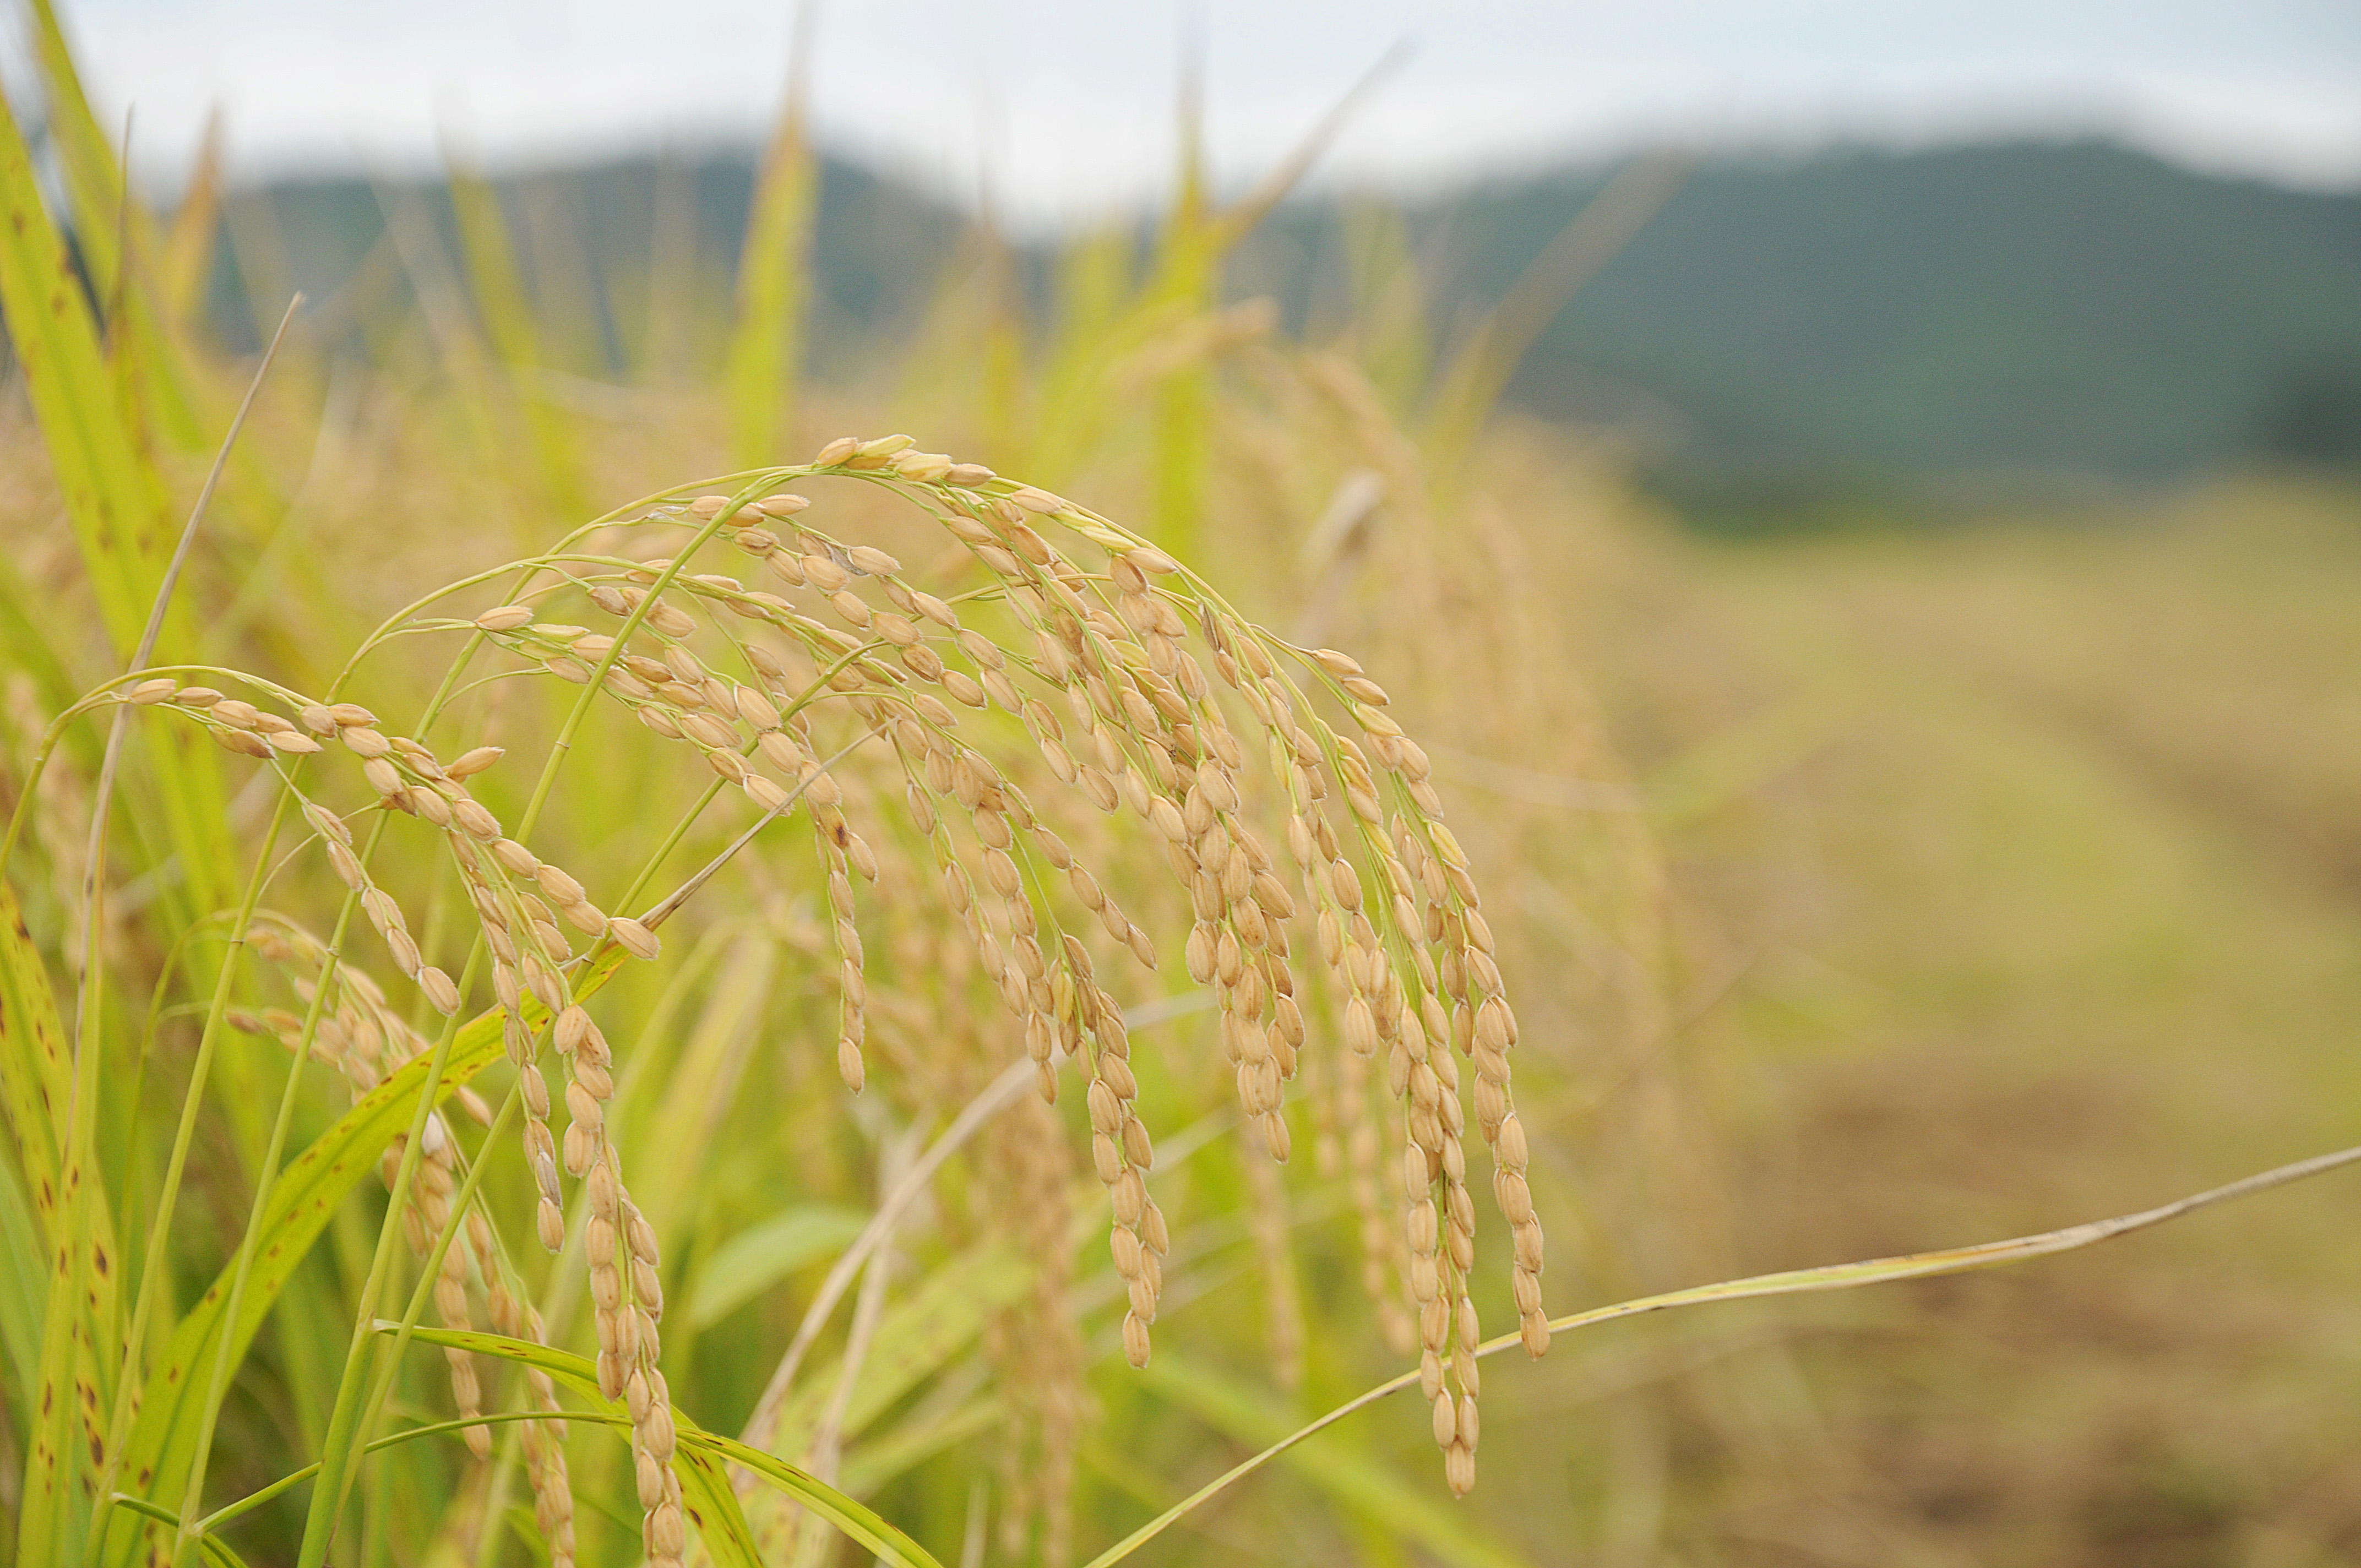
[0,878,70,1234]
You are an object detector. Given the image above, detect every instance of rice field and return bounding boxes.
[3,10,2359,1565]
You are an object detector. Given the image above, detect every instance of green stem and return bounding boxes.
[291,944,484,1566]
[282,471,803,1564]
[83,786,302,1567]
[615,777,727,915]
[170,881,368,1553]
[510,475,791,846]
[114,913,232,1291]
[345,1077,527,1500]
[276,541,584,1566]
[188,1409,637,1537]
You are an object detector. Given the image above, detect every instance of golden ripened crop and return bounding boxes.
[5,10,2359,1568]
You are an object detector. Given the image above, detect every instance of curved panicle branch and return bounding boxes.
[58,431,1546,1568]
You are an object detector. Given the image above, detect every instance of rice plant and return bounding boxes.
[3,11,2357,1567]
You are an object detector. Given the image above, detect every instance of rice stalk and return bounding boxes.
[7,428,1550,1565]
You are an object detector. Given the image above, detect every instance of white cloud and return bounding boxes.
[24,0,2361,221]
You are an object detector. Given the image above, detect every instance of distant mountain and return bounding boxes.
[1332,141,2361,493]
[194,140,2361,497]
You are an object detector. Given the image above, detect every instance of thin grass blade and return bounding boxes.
[1136,1352,1532,1568]
[1082,1142,2361,1566]
[724,3,819,468]
[384,1324,947,1568]
[94,957,618,1567]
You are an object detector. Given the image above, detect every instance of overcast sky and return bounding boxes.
[16,1,2361,226]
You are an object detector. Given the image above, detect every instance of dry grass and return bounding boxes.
[1541,462,2361,1564]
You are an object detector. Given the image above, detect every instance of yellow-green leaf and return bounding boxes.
[687,1204,867,1330]
[383,1323,945,1568]
[90,959,603,1568]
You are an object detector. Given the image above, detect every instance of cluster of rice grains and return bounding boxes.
[123,429,1543,1562]
[523,433,1545,1500]
[117,681,648,1564]
[231,921,574,1549]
